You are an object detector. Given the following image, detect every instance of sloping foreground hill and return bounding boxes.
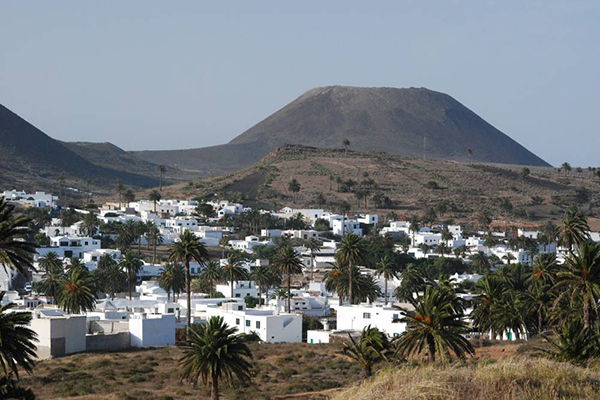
[133,86,550,175]
[332,358,600,400]
[0,103,161,191]
[143,145,599,228]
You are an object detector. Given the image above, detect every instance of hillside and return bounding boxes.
[0,103,163,193]
[61,141,197,181]
[149,145,600,229]
[133,86,550,175]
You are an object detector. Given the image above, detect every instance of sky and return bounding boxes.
[0,1,598,167]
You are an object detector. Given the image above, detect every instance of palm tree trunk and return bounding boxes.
[258,285,262,307]
[538,308,543,334]
[211,374,219,400]
[384,277,388,305]
[583,290,590,329]
[210,278,214,298]
[185,261,191,332]
[153,242,157,263]
[128,272,132,300]
[230,270,234,299]
[348,261,353,305]
[287,274,291,313]
[310,254,314,281]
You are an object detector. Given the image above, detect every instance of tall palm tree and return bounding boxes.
[343,326,390,378]
[222,251,249,299]
[38,252,62,273]
[56,268,96,314]
[250,265,273,306]
[273,246,304,313]
[336,233,366,305]
[145,225,164,263]
[375,253,399,305]
[395,286,474,363]
[324,262,346,306]
[288,179,301,203]
[529,253,558,286]
[408,215,421,246]
[470,251,490,274]
[37,265,64,304]
[305,238,320,281]
[559,206,590,252]
[80,212,99,237]
[180,316,252,400]
[342,138,350,152]
[219,236,230,259]
[0,198,36,277]
[148,190,162,213]
[159,262,186,301]
[554,241,600,329]
[199,260,222,298]
[169,231,209,329]
[158,164,167,191]
[65,257,86,275]
[96,254,126,298]
[471,275,505,339]
[119,251,143,300]
[0,292,37,380]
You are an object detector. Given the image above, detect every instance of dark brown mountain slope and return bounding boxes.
[0,103,159,189]
[133,86,550,175]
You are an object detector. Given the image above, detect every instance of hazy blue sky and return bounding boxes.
[1,1,598,167]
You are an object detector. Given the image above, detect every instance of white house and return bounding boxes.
[215,281,259,299]
[332,218,362,236]
[357,214,379,226]
[37,236,101,259]
[30,310,87,359]
[129,314,176,347]
[205,302,302,343]
[335,303,408,338]
[2,190,58,208]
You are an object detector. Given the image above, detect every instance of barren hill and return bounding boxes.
[150,145,599,229]
[0,103,160,191]
[133,86,550,175]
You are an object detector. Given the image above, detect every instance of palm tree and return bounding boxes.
[0,198,36,277]
[80,212,99,237]
[324,262,346,305]
[169,231,209,329]
[559,206,590,252]
[0,292,37,380]
[530,253,558,286]
[471,275,505,339]
[250,265,273,306]
[343,326,390,378]
[180,316,252,400]
[288,179,301,203]
[219,236,230,259]
[554,241,600,329]
[471,251,490,274]
[273,246,304,312]
[336,233,366,305]
[502,253,516,265]
[305,238,320,281]
[542,317,599,364]
[342,138,350,152]
[489,290,534,340]
[119,251,143,300]
[222,252,249,299]
[37,265,64,304]
[145,225,164,263]
[408,215,421,246]
[375,254,399,305]
[56,268,96,314]
[159,262,186,301]
[467,148,473,164]
[148,190,162,213]
[395,286,474,362]
[38,252,62,273]
[133,221,148,256]
[158,165,167,191]
[96,254,125,298]
[198,260,222,298]
[65,257,86,275]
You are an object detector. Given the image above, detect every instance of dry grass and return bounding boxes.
[332,358,600,400]
[19,343,362,400]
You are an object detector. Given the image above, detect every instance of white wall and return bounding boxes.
[129,314,175,347]
[336,304,407,338]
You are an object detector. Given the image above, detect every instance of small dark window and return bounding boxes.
[246,320,251,327]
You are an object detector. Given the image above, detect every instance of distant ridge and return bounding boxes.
[133,86,550,174]
[0,104,160,188]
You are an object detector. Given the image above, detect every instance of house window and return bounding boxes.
[393,314,399,320]
[237,306,243,311]
[363,313,371,319]
[256,321,261,329]
[236,318,240,325]
[235,293,240,298]
[246,320,251,327]
[168,308,174,313]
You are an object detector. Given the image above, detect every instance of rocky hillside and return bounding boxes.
[133,86,550,175]
[151,145,599,229]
